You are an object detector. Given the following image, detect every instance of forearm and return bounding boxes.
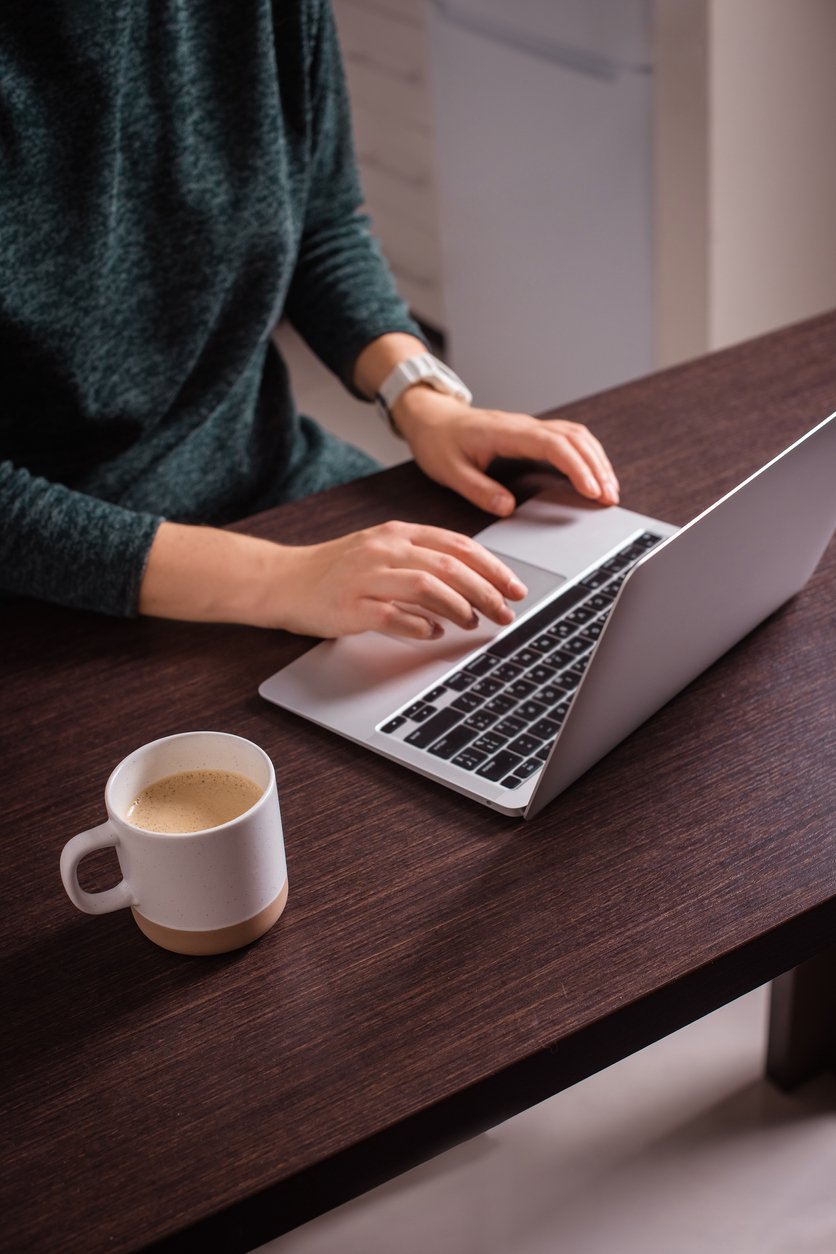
[138,521,289,627]
[352,332,428,400]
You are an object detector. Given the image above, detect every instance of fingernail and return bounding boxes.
[490,493,513,515]
[466,611,479,630]
[429,621,444,639]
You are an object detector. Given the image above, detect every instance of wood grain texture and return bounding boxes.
[2,313,835,1253]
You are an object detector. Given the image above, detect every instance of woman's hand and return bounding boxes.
[391,388,620,516]
[138,519,527,639]
[272,520,526,639]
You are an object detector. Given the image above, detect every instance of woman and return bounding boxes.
[0,1,619,640]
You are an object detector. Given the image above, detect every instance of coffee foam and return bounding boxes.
[126,769,263,834]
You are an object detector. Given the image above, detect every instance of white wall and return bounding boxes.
[656,0,836,366]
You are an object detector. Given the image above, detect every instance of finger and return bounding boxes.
[474,416,614,500]
[574,426,620,488]
[408,545,519,625]
[372,566,492,631]
[399,523,527,601]
[438,462,516,518]
[489,423,606,500]
[367,599,444,641]
[558,426,620,502]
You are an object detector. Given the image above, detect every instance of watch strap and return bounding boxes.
[375,353,472,433]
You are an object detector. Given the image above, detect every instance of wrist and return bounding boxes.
[139,522,287,628]
[377,355,472,438]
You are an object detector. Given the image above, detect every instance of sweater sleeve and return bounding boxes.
[0,460,162,616]
[283,0,426,395]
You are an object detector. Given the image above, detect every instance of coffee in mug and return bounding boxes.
[127,769,264,833]
[60,732,288,956]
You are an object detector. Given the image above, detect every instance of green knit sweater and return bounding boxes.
[0,1,421,616]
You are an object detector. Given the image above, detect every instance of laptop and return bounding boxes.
[259,412,836,818]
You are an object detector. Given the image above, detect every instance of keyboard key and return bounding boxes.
[512,647,542,668]
[472,732,507,755]
[564,636,591,657]
[405,707,463,748]
[528,663,558,684]
[517,699,549,723]
[381,716,406,734]
[465,654,497,677]
[506,678,537,700]
[445,670,476,692]
[486,584,588,658]
[517,757,542,778]
[451,692,484,713]
[638,531,663,547]
[495,715,526,737]
[535,743,552,761]
[579,621,604,643]
[502,757,542,787]
[579,571,610,590]
[428,726,480,759]
[530,717,561,740]
[476,750,523,781]
[484,693,516,716]
[548,674,578,695]
[562,665,585,687]
[508,734,541,757]
[565,606,595,626]
[547,646,575,668]
[539,683,567,704]
[593,583,619,604]
[404,700,434,720]
[586,593,611,613]
[493,661,524,684]
[545,621,574,640]
[451,748,489,771]
[425,686,447,702]
[470,677,503,698]
[463,709,499,732]
[608,552,636,572]
[530,634,557,654]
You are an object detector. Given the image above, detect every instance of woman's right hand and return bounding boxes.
[268,520,527,639]
[138,519,528,639]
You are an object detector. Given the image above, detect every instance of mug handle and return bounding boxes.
[60,821,137,915]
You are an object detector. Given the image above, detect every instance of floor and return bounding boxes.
[255,327,836,1254]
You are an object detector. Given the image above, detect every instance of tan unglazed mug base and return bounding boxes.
[132,879,289,956]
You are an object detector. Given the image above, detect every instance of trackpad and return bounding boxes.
[487,550,566,614]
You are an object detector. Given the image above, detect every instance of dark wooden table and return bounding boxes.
[3,314,835,1254]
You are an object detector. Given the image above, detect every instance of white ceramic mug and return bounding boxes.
[60,731,288,955]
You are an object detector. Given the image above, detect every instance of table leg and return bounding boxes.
[766,947,836,1090]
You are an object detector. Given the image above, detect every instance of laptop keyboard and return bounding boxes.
[379,532,664,790]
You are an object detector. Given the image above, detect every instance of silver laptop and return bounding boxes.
[260,412,836,818]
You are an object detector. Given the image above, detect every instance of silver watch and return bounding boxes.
[375,353,473,433]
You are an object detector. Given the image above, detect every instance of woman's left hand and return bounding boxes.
[390,388,621,517]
